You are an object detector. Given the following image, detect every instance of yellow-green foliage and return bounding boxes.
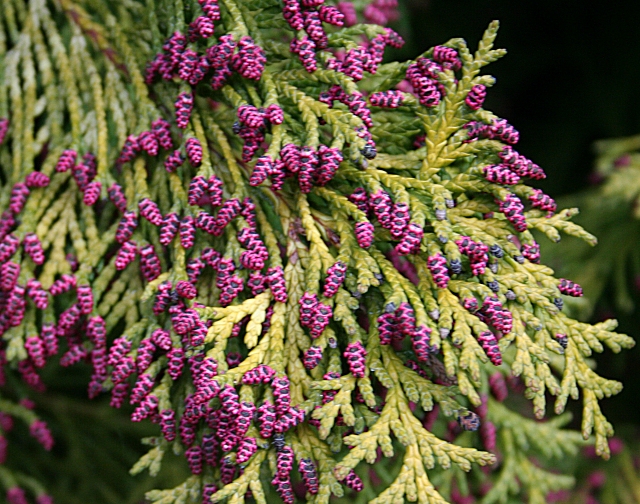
[0,1,634,503]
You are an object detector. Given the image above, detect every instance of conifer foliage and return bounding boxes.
[0,0,634,503]
[542,133,640,318]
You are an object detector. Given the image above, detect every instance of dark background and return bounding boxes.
[398,0,640,196]
[396,0,640,425]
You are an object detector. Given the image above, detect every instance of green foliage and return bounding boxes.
[541,134,640,317]
[0,1,634,503]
